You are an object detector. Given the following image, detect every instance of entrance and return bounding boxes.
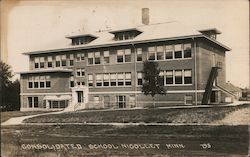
[77,91,84,103]
[116,95,126,108]
[210,91,216,103]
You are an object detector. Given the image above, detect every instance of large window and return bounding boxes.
[137,72,143,86]
[148,47,155,60]
[88,52,100,65]
[28,97,39,108]
[103,73,110,86]
[125,72,132,85]
[55,55,61,67]
[110,73,117,86]
[76,53,85,62]
[96,74,103,86]
[165,45,173,59]
[174,44,182,59]
[34,57,45,69]
[117,49,131,63]
[61,55,67,66]
[117,73,124,86]
[136,48,142,62]
[40,57,45,68]
[28,75,51,89]
[76,69,85,77]
[184,44,192,58]
[184,70,192,84]
[175,70,183,84]
[166,71,173,85]
[47,56,53,68]
[156,46,164,60]
[88,74,93,87]
[103,51,110,64]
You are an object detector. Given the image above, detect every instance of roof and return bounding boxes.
[198,28,222,34]
[23,21,230,55]
[65,34,98,39]
[17,69,73,75]
[219,82,242,92]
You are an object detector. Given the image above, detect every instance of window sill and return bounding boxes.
[94,86,133,88]
[165,84,193,86]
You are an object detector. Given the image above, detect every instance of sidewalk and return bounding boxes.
[1,101,249,126]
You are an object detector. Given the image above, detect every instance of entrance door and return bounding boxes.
[116,96,126,108]
[210,91,216,103]
[77,91,84,103]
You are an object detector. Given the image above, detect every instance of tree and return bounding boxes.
[0,61,20,111]
[141,60,166,107]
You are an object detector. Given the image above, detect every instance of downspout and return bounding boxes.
[193,38,198,105]
[131,43,137,107]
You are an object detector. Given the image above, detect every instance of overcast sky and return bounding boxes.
[1,0,249,88]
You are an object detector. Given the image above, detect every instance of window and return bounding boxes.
[165,45,173,59]
[96,74,103,86]
[124,49,131,62]
[175,70,182,84]
[39,76,45,88]
[76,53,85,62]
[45,76,51,88]
[34,76,39,88]
[136,48,142,62]
[185,95,193,105]
[55,55,61,67]
[28,97,33,108]
[159,71,164,86]
[117,73,124,86]
[61,55,67,66]
[28,97,38,108]
[94,52,101,64]
[94,96,100,103]
[110,73,117,86]
[88,53,94,65]
[88,74,93,87]
[184,70,192,84]
[34,57,39,69]
[174,44,182,59]
[125,72,132,86]
[184,44,192,58]
[103,73,110,86]
[137,72,143,86]
[156,46,164,60]
[69,76,74,87]
[69,54,74,66]
[116,95,126,108]
[103,51,110,64]
[166,71,173,84]
[40,57,45,68]
[117,49,124,63]
[115,32,136,41]
[76,69,85,77]
[148,47,155,60]
[117,49,131,63]
[47,56,53,68]
[34,97,39,107]
[28,76,33,88]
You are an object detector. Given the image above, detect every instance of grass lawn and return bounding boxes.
[1,111,55,123]
[1,124,249,156]
[24,103,250,124]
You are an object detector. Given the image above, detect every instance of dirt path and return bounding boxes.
[215,107,250,125]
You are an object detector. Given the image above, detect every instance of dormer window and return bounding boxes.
[199,28,221,40]
[110,28,142,41]
[66,34,97,46]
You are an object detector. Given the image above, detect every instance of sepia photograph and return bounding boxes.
[1,0,249,156]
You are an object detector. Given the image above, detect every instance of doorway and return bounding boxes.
[77,91,84,103]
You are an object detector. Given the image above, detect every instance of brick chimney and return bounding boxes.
[142,8,149,25]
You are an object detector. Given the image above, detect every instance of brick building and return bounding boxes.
[19,11,236,111]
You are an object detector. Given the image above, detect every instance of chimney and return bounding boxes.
[142,8,149,25]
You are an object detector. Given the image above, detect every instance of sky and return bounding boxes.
[1,0,249,88]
